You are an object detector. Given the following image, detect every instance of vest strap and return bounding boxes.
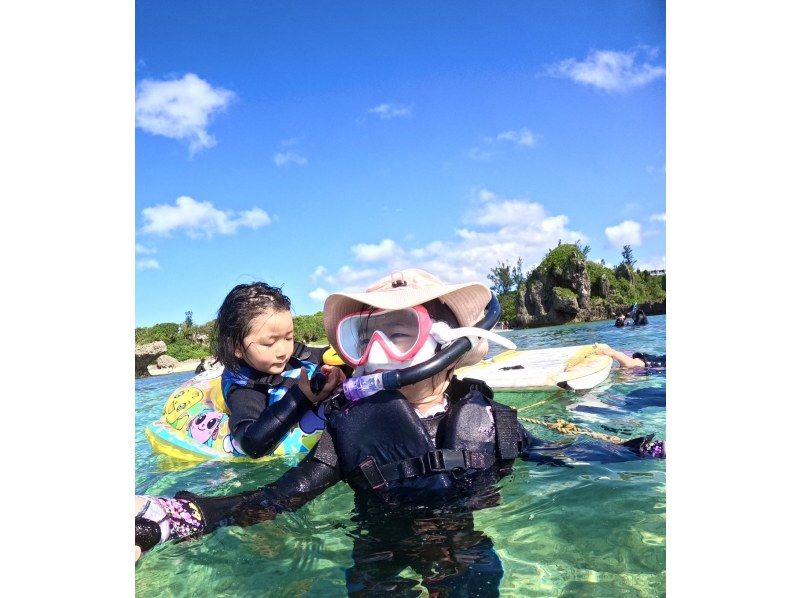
[353,449,497,489]
[491,403,521,460]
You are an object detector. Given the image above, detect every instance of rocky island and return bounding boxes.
[512,244,665,327]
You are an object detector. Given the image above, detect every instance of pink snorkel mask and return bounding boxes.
[335,305,436,371]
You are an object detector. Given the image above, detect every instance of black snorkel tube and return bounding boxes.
[337,293,503,401]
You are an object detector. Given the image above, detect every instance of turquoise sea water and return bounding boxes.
[136,316,666,597]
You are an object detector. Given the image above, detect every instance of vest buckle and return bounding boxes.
[358,456,388,491]
[425,450,446,472]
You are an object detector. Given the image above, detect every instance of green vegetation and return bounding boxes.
[531,243,585,281]
[293,312,327,345]
[553,286,577,301]
[502,242,665,325]
[135,312,329,361]
[487,258,524,295]
[497,292,517,323]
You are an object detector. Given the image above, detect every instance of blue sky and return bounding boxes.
[135,0,665,326]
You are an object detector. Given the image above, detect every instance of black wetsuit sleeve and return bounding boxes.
[632,353,666,368]
[515,424,573,467]
[176,431,341,532]
[227,385,314,458]
[516,422,660,465]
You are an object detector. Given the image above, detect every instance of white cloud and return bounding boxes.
[605,220,643,247]
[546,47,665,93]
[638,256,667,271]
[135,73,235,154]
[469,128,538,160]
[274,151,308,167]
[329,265,381,290]
[477,188,497,202]
[352,238,402,262]
[310,266,327,284]
[309,287,328,302]
[471,200,547,228]
[318,189,585,291]
[369,103,412,119]
[650,212,667,223]
[136,259,160,270]
[141,195,272,239]
[135,244,156,254]
[497,128,537,147]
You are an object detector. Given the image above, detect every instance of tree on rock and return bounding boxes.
[487,262,513,294]
[622,245,637,267]
[511,258,524,290]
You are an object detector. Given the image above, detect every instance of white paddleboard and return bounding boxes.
[455,344,612,391]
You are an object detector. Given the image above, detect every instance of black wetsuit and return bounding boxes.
[632,353,666,368]
[634,310,649,325]
[225,342,327,458]
[165,378,658,595]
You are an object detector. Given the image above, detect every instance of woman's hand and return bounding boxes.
[593,343,612,356]
[297,365,347,404]
[135,495,147,563]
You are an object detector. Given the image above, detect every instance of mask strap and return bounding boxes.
[429,322,517,350]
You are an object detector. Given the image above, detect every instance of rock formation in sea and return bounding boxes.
[135,341,167,378]
[155,354,180,369]
[515,245,666,327]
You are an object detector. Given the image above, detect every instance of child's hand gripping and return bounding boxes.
[297,365,347,404]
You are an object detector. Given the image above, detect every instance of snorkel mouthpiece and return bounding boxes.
[337,293,509,402]
[342,373,387,401]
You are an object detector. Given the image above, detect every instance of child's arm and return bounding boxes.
[228,366,345,458]
[595,344,646,368]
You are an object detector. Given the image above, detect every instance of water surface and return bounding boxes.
[136,316,666,596]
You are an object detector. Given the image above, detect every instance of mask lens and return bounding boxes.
[337,308,427,364]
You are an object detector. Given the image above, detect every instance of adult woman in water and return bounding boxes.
[136,269,664,593]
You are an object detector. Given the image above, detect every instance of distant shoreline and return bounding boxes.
[147,357,214,377]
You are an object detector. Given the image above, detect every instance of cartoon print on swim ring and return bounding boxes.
[188,410,226,447]
[164,387,206,430]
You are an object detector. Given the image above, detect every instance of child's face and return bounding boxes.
[236,309,295,374]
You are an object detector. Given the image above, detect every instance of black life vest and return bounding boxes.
[315,378,523,496]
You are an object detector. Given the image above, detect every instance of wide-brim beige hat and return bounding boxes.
[324,268,492,369]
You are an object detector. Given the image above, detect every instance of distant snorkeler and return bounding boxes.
[596,345,665,369]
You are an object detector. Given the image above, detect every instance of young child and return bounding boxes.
[214,282,346,458]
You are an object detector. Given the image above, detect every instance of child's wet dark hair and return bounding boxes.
[214,282,292,371]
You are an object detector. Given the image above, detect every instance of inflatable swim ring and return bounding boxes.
[145,363,323,462]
